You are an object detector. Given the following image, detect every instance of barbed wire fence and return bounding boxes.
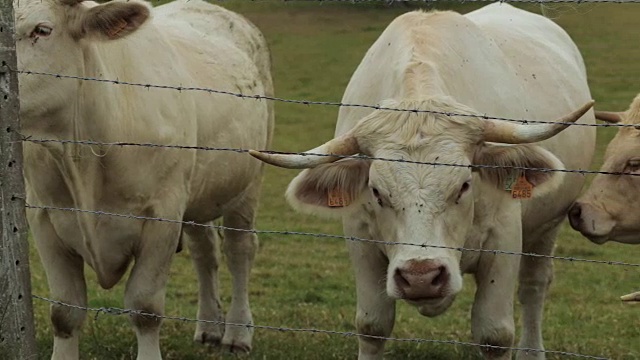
[1,0,639,359]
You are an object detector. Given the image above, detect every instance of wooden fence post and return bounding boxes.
[0,0,38,357]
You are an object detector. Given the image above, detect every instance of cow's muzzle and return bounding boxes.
[393,259,450,300]
[568,202,612,244]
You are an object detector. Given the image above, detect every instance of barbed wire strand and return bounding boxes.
[21,202,640,268]
[4,3,633,360]
[31,295,609,360]
[20,136,640,177]
[266,0,635,3]
[10,68,640,129]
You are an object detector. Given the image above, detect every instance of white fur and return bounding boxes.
[16,0,274,358]
[270,3,596,360]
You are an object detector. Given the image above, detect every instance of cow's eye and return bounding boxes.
[31,25,53,38]
[456,180,471,204]
[372,187,383,206]
[460,181,470,194]
[626,158,640,172]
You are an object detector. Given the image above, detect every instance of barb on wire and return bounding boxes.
[9,67,639,129]
[32,295,609,360]
[20,136,640,177]
[22,202,640,268]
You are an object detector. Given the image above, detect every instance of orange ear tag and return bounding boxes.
[510,175,533,200]
[328,189,351,207]
[107,19,129,39]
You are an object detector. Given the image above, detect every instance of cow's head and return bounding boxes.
[15,0,150,124]
[569,94,640,245]
[251,97,593,315]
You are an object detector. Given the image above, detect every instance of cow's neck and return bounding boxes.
[402,61,447,100]
[24,38,162,208]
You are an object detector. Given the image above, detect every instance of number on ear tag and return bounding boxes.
[328,189,351,207]
[511,175,533,199]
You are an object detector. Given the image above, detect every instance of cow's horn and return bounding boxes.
[594,110,624,124]
[621,290,640,302]
[483,100,595,144]
[249,133,360,169]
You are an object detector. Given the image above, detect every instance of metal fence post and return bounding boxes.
[0,0,38,357]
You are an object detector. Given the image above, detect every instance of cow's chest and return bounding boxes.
[459,231,487,274]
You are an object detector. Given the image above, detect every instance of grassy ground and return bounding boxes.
[26,1,640,359]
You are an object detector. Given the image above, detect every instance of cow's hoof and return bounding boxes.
[222,339,252,354]
[194,327,224,347]
[221,327,253,354]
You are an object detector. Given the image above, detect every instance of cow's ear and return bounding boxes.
[72,1,150,41]
[473,143,565,198]
[285,158,371,219]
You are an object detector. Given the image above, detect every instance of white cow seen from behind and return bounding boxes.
[251,3,595,359]
[15,0,274,358]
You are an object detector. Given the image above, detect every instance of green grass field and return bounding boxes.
[27,1,640,359]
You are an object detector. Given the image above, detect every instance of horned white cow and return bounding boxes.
[250,3,595,359]
[15,0,273,358]
[568,93,640,303]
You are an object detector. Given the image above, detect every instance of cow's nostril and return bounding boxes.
[394,268,410,288]
[568,203,582,226]
[431,266,447,287]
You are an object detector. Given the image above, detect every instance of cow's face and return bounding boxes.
[363,147,474,315]
[14,0,150,125]
[355,113,479,315]
[569,95,640,245]
[251,98,593,315]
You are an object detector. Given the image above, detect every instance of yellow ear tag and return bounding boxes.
[328,189,351,207]
[511,175,533,199]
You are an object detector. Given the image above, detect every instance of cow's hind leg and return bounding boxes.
[183,224,225,346]
[31,211,87,360]
[516,223,560,360]
[220,188,260,353]
[124,217,181,360]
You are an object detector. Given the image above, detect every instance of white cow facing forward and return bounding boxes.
[15,0,274,358]
[251,4,595,360]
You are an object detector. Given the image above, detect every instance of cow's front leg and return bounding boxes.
[471,221,521,360]
[124,217,181,360]
[345,221,395,360]
[30,210,87,360]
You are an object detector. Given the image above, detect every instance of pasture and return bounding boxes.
[25,0,640,359]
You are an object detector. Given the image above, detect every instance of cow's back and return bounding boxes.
[466,3,596,224]
[152,0,275,220]
[154,0,273,98]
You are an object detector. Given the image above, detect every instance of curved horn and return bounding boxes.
[621,290,640,302]
[594,110,624,124]
[249,133,360,169]
[483,100,595,144]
